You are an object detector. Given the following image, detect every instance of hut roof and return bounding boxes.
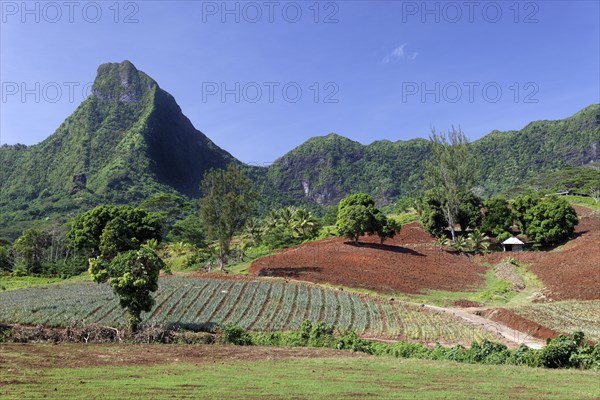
[502,237,524,245]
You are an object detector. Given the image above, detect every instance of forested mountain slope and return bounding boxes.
[1,60,598,238]
[0,61,236,237]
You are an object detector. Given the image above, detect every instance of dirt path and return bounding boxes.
[405,302,545,349]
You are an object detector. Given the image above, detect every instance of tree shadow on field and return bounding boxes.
[528,230,589,252]
[167,322,219,333]
[257,266,321,278]
[344,242,425,256]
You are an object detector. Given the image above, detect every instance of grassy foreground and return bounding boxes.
[1,344,599,399]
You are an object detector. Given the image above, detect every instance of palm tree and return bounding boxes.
[278,206,297,227]
[436,236,449,251]
[245,217,261,244]
[261,210,280,233]
[467,229,490,254]
[451,236,470,252]
[291,208,321,239]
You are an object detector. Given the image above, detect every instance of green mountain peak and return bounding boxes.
[0,60,598,238]
[91,60,157,104]
[0,61,236,237]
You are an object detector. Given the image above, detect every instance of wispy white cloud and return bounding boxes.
[381,43,418,64]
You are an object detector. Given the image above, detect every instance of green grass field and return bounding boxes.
[1,344,598,400]
[0,274,87,292]
[568,195,600,211]
[380,260,544,309]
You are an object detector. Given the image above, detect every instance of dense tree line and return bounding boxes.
[417,192,579,249]
[0,156,583,330]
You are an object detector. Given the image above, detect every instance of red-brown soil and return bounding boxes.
[485,308,561,342]
[453,300,483,308]
[249,206,599,300]
[482,209,600,301]
[249,222,486,295]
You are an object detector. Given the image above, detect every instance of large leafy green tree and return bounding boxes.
[12,228,51,274]
[0,242,13,272]
[167,214,205,246]
[89,246,164,331]
[200,164,257,270]
[374,214,401,244]
[417,190,447,238]
[424,128,478,241]
[338,193,376,210]
[68,205,162,258]
[336,193,399,244]
[457,191,483,232]
[8,225,81,277]
[336,204,379,243]
[139,192,192,238]
[481,197,513,237]
[511,195,540,233]
[70,205,164,331]
[524,196,579,246]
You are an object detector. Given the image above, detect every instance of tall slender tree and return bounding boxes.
[200,164,257,271]
[424,128,478,241]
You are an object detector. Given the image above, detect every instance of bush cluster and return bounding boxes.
[3,320,597,370]
[0,323,215,345]
[218,321,599,370]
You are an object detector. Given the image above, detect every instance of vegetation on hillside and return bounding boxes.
[0,61,235,239]
[0,61,597,240]
[335,193,400,243]
[199,165,257,271]
[423,128,478,240]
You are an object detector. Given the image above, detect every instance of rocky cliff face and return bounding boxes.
[263,105,600,206]
[91,61,156,104]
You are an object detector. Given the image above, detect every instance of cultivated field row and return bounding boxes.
[0,277,496,345]
[512,301,600,342]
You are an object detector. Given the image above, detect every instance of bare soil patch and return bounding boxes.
[482,213,600,301]
[485,309,562,342]
[494,262,525,291]
[0,343,365,370]
[453,300,483,308]
[249,222,486,295]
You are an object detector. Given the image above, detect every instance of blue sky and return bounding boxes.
[1,1,598,164]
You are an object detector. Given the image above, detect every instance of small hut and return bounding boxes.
[502,237,524,252]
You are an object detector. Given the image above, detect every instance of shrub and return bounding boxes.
[220,324,252,346]
[523,196,579,247]
[429,344,468,362]
[496,231,512,243]
[336,329,372,353]
[539,332,583,368]
[251,331,284,346]
[468,340,510,364]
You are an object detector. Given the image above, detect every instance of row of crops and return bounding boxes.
[512,301,600,342]
[0,277,496,345]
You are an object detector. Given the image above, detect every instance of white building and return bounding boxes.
[502,237,524,252]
